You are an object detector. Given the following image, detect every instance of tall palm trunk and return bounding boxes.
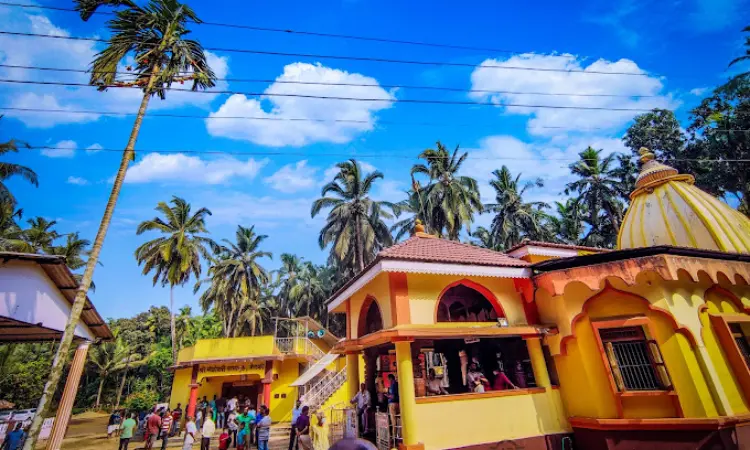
[170,285,177,363]
[115,354,131,408]
[355,214,364,272]
[23,66,160,450]
[95,377,105,409]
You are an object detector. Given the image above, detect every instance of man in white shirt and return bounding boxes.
[200,413,215,450]
[227,396,238,413]
[350,383,371,434]
[182,416,197,450]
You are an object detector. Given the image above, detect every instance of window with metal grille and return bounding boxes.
[730,324,750,368]
[599,326,672,392]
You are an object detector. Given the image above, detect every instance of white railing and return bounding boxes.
[275,337,325,359]
[302,368,347,412]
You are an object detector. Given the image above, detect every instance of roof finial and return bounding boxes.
[639,147,655,164]
[414,219,425,234]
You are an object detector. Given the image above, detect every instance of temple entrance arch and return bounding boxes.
[358,296,384,337]
[436,280,503,322]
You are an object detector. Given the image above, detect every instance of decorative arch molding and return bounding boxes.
[559,282,698,356]
[534,254,750,297]
[433,278,506,323]
[698,285,750,315]
[357,295,384,338]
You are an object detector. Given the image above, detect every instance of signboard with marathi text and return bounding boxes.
[198,361,266,381]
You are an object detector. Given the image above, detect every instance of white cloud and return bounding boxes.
[264,160,318,193]
[199,191,320,227]
[42,140,77,158]
[470,54,678,136]
[86,143,103,153]
[0,8,231,129]
[125,153,268,184]
[67,176,89,185]
[463,134,627,205]
[690,87,710,96]
[206,62,394,147]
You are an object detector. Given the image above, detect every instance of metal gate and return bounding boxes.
[329,406,358,444]
[374,411,401,450]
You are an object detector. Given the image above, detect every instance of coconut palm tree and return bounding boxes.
[411,142,482,240]
[484,166,550,250]
[549,199,586,245]
[0,119,38,206]
[469,226,500,250]
[48,232,91,270]
[565,147,624,243]
[175,306,193,349]
[289,262,327,319]
[0,201,29,252]
[276,253,303,317]
[88,337,144,409]
[729,26,750,81]
[196,225,272,337]
[312,159,394,272]
[135,196,215,362]
[390,187,429,242]
[23,217,60,253]
[25,2,216,444]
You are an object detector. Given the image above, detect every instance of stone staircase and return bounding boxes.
[300,367,347,413]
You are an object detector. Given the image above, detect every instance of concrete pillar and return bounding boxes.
[346,352,360,401]
[46,342,90,450]
[186,365,199,418]
[695,344,734,416]
[526,337,551,388]
[262,382,272,407]
[395,341,418,447]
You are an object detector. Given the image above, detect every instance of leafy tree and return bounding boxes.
[729,25,750,81]
[484,166,550,250]
[312,159,394,272]
[0,118,38,205]
[0,201,29,252]
[276,253,303,318]
[289,262,327,318]
[87,338,145,408]
[411,142,482,239]
[135,196,215,362]
[469,226,500,250]
[611,154,638,201]
[25,0,217,443]
[197,225,272,337]
[623,109,686,161]
[124,389,160,411]
[390,188,429,242]
[565,147,624,248]
[688,77,750,214]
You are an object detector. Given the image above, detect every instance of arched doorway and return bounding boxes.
[436,283,502,322]
[358,297,384,337]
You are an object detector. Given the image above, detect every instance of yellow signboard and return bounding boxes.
[198,361,266,380]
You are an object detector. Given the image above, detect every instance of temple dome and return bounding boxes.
[617,148,750,252]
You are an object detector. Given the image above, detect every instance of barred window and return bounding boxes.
[730,324,750,368]
[599,326,672,392]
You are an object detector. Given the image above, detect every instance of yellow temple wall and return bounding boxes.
[406,274,526,325]
[349,273,393,339]
[411,389,570,450]
[177,336,276,362]
[170,368,193,410]
[536,273,750,421]
[271,359,301,422]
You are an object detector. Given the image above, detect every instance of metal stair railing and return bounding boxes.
[275,337,325,359]
[301,367,347,412]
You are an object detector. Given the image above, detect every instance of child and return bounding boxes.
[218,428,230,450]
[236,424,247,450]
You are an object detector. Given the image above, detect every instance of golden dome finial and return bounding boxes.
[638,147,655,164]
[414,219,425,234]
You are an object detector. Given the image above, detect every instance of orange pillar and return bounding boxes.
[186,365,200,418]
[262,382,272,407]
[46,342,90,450]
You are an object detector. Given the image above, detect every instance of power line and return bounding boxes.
[5,107,750,133]
[0,1,575,57]
[0,31,653,77]
[0,78,660,111]
[0,64,660,99]
[26,145,750,163]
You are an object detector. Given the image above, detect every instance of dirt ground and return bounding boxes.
[46,412,291,450]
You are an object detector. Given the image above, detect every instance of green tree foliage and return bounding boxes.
[312,159,394,273]
[124,389,160,412]
[0,343,55,409]
[411,142,482,239]
[135,196,215,362]
[0,117,38,206]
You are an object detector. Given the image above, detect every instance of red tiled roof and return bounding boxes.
[505,239,609,254]
[379,234,530,267]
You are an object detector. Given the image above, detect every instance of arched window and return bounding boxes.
[437,284,501,322]
[358,297,384,337]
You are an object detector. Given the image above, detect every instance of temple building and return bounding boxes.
[326,149,750,450]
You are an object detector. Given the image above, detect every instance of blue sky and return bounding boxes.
[0,0,748,319]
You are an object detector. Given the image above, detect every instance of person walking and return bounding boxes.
[160,410,173,450]
[227,409,238,448]
[172,403,183,436]
[350,383,371,435]
[216,396,227,428]
[385,374,399,439]
[295,406,312,450]
[256,406,272,450]
[201,409,216,450]
[145,409,162,450]
[108,409,121,439]
[119,413,137,450]
[2,423,25,450]
[288,400,302,450]
[182,416,197,450]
